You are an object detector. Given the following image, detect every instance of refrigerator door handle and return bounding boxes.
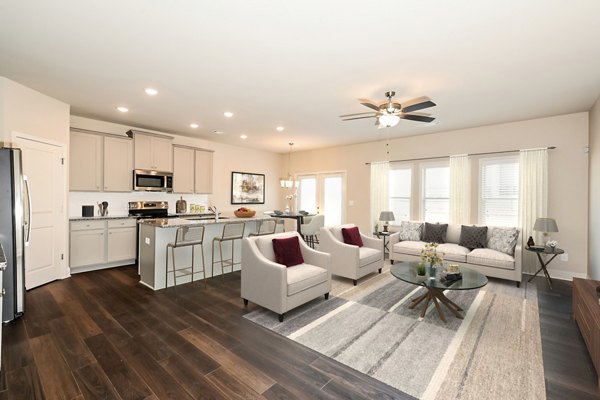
[23,175,32,246]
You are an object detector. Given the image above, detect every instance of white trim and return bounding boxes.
[523,269,588,281]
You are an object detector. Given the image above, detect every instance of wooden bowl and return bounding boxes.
[234,210,256,218]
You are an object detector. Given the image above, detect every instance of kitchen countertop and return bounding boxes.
[69,215,134,221]
[139,215,275,228]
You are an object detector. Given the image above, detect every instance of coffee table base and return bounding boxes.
[409,287,464,322]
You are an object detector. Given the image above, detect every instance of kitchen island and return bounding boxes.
[138,216,274,290]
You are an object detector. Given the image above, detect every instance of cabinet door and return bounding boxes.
[134,134,153,170]
[70,131,103,191]
[152,136,173,172]
[104,136,133,192]
[173,147,195,193]
[70,229,106,267]
[107,227,137,262]
[195,150,213,194]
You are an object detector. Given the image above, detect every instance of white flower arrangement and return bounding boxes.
[546,240,558,248]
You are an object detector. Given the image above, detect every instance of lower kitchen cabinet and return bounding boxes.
[70,218,137,272]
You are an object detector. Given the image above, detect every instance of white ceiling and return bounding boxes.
[1,1,600,153]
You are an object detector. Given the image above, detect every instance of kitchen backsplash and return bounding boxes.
[69,192,209,217]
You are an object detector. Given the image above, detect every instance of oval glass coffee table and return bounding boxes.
[390,261,488,322]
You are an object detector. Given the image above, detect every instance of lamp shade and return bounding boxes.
[379,211,395,222]
[533,218,559,232]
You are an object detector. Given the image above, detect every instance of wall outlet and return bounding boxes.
[561,253,568,262]
[145,237,151,245]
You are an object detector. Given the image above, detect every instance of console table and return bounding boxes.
[573,277,600,386]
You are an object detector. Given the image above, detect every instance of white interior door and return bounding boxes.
[13,134,67,289]
[297,172,346,226]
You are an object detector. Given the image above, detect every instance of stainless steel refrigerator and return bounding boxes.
[0,147,28,321]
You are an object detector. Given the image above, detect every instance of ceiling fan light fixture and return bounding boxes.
[379,113,400,127]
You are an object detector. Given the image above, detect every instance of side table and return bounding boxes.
[374,231,391,256]
[526,246,564,289]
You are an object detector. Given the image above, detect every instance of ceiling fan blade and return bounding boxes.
[358,98,381,111]
[339,111,377,118]
[400,113,436,123]
[401,96,436,113]
[341,115,377,121]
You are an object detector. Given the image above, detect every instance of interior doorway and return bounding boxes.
[297,172,346,226]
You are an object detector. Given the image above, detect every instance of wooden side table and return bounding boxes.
[526,246,564,289]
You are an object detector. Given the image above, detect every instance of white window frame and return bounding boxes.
[420,161,450,223]
[478,155,520,227]
[388,163,412,225]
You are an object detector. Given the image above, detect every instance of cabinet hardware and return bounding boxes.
[0,288,5,297]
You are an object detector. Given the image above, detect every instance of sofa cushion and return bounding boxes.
[487,227,519,255]
[342,226,363,247]
[423,223,448,243]
[459,225,488,249]
[255,232,298,262]
[287,264,328,296]
[359,247,381,267]
[467,248,515,270]
[398,221,423,241]
[436,243,470,262]
[272,236,304,267]
[393,240,427,256]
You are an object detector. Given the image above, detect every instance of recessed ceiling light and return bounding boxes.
[116,106,129,113]
[276,126,285,132]
[224,111,234,118]
[144,88,158,96]
[240,134,248,139]
[213,130,223,135]
[190,123,199,129]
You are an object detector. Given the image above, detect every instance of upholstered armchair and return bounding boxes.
[319,224,383,285]
[241,231,331,322]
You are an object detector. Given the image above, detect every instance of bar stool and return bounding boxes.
[212,221,245,282]
[166,225,206,288]
[248,219,276,237]
[274,218,285,233]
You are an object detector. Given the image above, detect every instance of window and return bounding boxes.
[298,176,317,213]
[422,164,450,223]
[479,157,519,227]
[388,166,411,223]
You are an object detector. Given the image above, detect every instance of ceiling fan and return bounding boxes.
[340,91,436,128]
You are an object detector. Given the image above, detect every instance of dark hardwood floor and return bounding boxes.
[2,267,599,399]
[0,266,413,400]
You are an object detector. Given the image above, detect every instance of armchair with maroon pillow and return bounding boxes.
[319,224,383,285]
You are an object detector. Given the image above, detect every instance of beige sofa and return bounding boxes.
[389,223,522,286]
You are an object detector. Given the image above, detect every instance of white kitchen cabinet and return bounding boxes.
[70,228,106,268]
[103,136,133,192]
[134,132,173,172]
[70,131,103,191]
[173,146,195,193]
[195,149,213,194]
[107,219,137,262]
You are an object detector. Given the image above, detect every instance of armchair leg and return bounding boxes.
[278,313,285,322]
[378,268,382,273]
[353,279,357,286]
[391,260,394,264]
[516,281,520,288]
[243,298,248,306]
[324,293,329,300]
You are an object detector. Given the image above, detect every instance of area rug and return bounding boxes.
[244,269,546,400]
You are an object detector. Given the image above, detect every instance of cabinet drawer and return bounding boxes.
[107,219,137,228]
[71,220,106,231]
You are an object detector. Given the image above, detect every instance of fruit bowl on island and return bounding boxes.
[234,207,256,218]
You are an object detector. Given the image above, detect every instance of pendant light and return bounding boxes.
[280,142,299,188]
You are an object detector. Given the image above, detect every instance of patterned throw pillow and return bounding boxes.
[423,223,448,244]
[398,221,423,241]
[487,227,519,255]
[459,225,488,249]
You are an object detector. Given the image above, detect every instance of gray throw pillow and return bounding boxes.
[423,222,448,243]
[459,225,488,249]
[398,221,423,241]
[487,227,519,255]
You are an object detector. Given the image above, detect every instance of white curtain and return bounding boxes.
[450,154,470,225]
[370,162,389,232]
[519,148,548,274]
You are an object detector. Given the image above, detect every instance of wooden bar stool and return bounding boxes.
[212,221,245,282]
[166,225,206,288]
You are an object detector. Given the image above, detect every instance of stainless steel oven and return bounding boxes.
[133,169,173,192]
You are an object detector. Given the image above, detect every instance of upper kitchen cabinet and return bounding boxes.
[103,136,133,192]
[128,130,173,172]
[195,149,213,194]
[173,146,195,193]
[70,130,103,191]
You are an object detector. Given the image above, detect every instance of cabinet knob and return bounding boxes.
[0,288,5,297]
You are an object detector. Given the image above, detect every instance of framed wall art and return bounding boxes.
[231,171,265,204]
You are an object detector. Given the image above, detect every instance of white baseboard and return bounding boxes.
[523,269,588,282]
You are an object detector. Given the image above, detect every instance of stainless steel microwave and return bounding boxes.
[133,169,173,192]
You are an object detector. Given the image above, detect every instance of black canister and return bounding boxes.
[82,205,94,217]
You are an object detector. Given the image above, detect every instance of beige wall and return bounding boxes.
[289,113,589,280]
[589,98,600,280]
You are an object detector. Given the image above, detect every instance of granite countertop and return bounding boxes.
[69,215,134,221]
[139,215,275,228]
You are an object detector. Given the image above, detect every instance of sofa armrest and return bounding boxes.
[241,238,286,311]
[389,232,401,246]
[361,233,382,250]
[300,241,331,272]
[319,227,360,269]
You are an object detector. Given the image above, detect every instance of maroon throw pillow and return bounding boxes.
[342,226,363,247]
[272,236,305,267]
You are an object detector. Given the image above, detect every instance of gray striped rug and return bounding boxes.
[243,266,545,400]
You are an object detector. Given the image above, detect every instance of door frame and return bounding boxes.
[296,170,347,225]
[11,131,70,285]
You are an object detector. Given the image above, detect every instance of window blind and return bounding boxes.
[422,165,450,223]
[480,157,519,227]
[389,168,411,222]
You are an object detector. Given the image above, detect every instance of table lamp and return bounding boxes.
[533,218,559,244]
[379,211,395,232]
